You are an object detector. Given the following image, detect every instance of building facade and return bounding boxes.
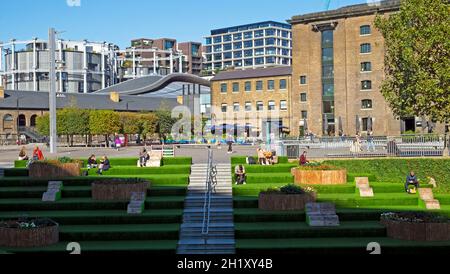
[178,42,203,75]
[211,67,292,139]
[204,21,292,73]
[0,39,118,93]
[288,0,443,136]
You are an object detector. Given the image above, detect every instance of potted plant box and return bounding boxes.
[381,212,450,241]
[292,164,347,185]
[29,157,82,178]
[92,178,150,201]
[259,184,317,211]
[0,218,59,248]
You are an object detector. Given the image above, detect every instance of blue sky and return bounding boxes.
[0,0,368,48]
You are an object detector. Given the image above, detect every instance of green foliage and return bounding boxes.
[35,114,50,136]
[119,112,141,134]
[374,0,450,123]
[89,110,121,135]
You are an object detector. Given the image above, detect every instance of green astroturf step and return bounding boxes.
[2,240,178,254]
[0,186,186,199]
[84,165,191,176]
[58,223,180,241]
[0,175,189,187]
[235,221,386,239]
[435,195,450,205]
[0,209,183,225]
[235,237,450,255]
[0,196,185,211]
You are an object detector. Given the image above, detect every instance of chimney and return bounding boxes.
[110,92,120,103]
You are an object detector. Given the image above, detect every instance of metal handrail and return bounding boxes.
[202,149,217,236]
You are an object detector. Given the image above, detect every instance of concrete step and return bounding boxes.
[178,239,235,245]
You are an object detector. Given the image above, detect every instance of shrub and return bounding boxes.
[262,184,315,195]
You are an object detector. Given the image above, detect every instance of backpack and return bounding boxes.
[246,157,256,165]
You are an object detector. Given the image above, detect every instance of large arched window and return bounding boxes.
[30,115,38,127]
[3,114,14,130]
[18,114,26,127]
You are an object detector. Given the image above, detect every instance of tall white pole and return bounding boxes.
[101,43,106,89]
[179,54,183,73]
[58,40,63,93]
[48,28,57,154]
[169,52,173,74]
[153,50,157,75]
[132,47,136,79]
[0,45,3,73]
[11,40,15,90]
[83,40,88,93]
[33,39,37,91]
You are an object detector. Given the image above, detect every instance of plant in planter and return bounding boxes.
[259,184,317,211]
[0,217,59,248]
[28,157,82,178]
[91,178,150,201]
[381,212,450,241]
[292,164,347,185]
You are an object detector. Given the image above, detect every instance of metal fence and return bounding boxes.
[279,134,449,159]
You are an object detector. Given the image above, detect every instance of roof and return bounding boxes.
[210,21,291,36]
[96,73,211,96]
[289,0,401,24]
[211,67,292,81]
[0,90,179,112]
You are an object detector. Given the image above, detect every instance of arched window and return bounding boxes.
[3,114,14,130]
[30,115,38,127]
[362,99,373,109]
[360,43,372,54]
[361,80,372,90]
[360,25,371,35]
[18,114,26,127]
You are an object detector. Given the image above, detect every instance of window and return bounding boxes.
[256,81,263,91]
[224,35,232,42]
[256,101,264,111]
[244,58,253,66]
[245,102,252,112]
[255,57,264,65]
[300,75,307,85]
[301,111,308,119]
[268,80,275,90]
[254,30,264,38]
[255,39,264,47]
[323,101,334,114]
[322,48,333,62]
[245,81,252,92]
[360,43,372,54]
[361,62,372,72]
[220,83,227,93]
[233,42,242,49]
[255,48,264,56]
[280,100,287,111]
[223,43,232,51]
[244,40,253,48]
[233,103,240,112]
[233,51,242,58]
[266,56,275,64]
[213,36,222,43]
[360,25,371,36]
[244,32,253,39]
[265,38,275,45]
[362,117,373,131]
[233,33,242,41]
[221,103,227,113]
[244,49,253,57]
[223,52,232,59]
[268,101,276,111]
[361,99,373,109]
[279,79,287,90]
[232,82,239,92]
[300,93,307,102]
[361,80,372,90]
[265,28,275,36]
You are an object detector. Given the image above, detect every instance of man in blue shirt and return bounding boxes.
[405,171,419,193]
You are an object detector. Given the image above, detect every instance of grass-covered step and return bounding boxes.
[233,183,357,197]
[231,156,289,165]
[244,173,294,184]
[370,183,434,193]
[84,165,191,176]
[234,196,259,208]
[236,237,450,255]
[0,196,185,211]
[235,221,386,239]
[231,164,297,174]
[14,157,192,168]
[317,193,420,207]
[0,174,189,187]
[3,240,178,254]
[0,209,183,225]
[59,223,180,241]
[3,168,28,177]
[435,194,450,205]
[234,208,305,223]
[0,185,186,199]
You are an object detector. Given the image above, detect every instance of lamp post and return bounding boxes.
[48,28,58,154]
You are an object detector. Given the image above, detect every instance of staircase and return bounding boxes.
[18,126,45,143]
[177,163,235,254]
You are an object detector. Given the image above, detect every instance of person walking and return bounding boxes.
[226,134,234,154]
[367,130,376,152]
[114,135,122,151]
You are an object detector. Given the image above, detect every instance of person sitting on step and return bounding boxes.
[405,170,420,193]
[97,156,110,175]
[87,155,98,170]
[235,165,247,185]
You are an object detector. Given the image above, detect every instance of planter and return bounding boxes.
[29,162,82,178]
[0,219,59,248]
[292,168,347,185]
[381,213,450,241]
[92,179,150,201]
[259,192,317,211]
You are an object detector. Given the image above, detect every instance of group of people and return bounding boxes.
[350,131,376,153]
[87,155,110,175]
[19,146,45,168]
[257,148,276,165]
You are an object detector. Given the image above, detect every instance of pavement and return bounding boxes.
[0,144,260,167]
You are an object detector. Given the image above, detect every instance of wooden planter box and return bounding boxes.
[292,168,347,185]
[259,192,317,211]
[381,219,450,241]
[29,162,82,178]
[0,222,59,248]
[92,180,150,201]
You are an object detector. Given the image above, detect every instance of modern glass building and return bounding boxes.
[204,21,292,72]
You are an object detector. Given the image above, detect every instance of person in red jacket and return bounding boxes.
[32,146,44,161]
[299,151,309,166]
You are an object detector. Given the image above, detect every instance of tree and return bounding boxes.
[155,101,178,141]
[36,114,50,136]
[119,112,141,135]
[374,0,450,124]
[89,110,121,146]
[139,113,158,142]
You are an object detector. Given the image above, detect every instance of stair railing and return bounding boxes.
[202,149,217,235]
